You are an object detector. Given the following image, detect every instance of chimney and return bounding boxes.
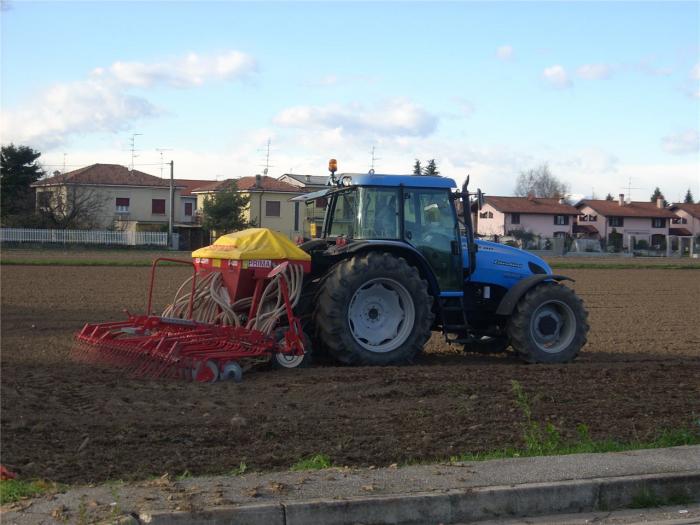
[656,195,664,209]
[255,174,262,189]
[558,197,565,204]
[527,192,535,201]
[618,193,625,206]
[305,174,311,183]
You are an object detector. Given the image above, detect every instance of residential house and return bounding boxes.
[668,203,700,237]
[277,173,329,238]
[668,202,700,256]
[475,196,579,240]
[574,194,677,253]
[277,173,328,190]
[192,175,306,238]
[32,164,186,231]
[174,179,216,225]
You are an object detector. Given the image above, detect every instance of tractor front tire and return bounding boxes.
[507,282,589,363]
[315,252,434,366]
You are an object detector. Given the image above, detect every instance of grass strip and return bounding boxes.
[291,454,333,471]
[0,479,60,505]
[448,426,700,463]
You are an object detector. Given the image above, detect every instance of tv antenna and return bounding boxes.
[155,148,173,178]
[619,176,641,203]
[258,138,274,175]
[370,145,380,172]
[129,133,143,171]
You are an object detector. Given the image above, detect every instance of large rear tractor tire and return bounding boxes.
[315,252,434,365]
[507,282,588,363]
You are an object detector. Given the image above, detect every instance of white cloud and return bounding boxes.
[691,63,700,80]
[273,99,439,138]
[576,63,614,80]
[0,50,257,149]
[496,45,514,61]
[104,51,256,88]
[661,129,700,155]
[542,65,571,88]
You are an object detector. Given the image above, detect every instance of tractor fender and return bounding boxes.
[495,274,574,316]
[330,240,441,297]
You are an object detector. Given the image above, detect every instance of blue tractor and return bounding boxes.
[295,166,589,366]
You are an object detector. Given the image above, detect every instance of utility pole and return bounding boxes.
[168,160,174,249]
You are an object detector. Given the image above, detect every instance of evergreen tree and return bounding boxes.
[650,187,667,207]
[1,144,44,219]
[202,181,251,234]
[684,188,694,204]
[412,159,422,176]
[423,159,440,177]
[605,193,614,201]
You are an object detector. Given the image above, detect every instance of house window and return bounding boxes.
[479,211,493,219]
[265,200,281,217]
[37,191,51,208]
[651,218,665,228]
[608,216,624,227]
[152,199,166,214]
[184,202,193,216]
[578,214,587,222]
[671,217,687,224]
[510,213,520,224]
[554,215,569,225]
[116,197,130,213]
[590,214,597,221]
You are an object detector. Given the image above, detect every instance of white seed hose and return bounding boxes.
[162,263,304,335]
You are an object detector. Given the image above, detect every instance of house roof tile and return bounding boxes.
[484,196,579,215]
[577,199,677,218]
[669,203,700,219]
[175,179,217,196]
[32,164,175,188]
[192,176,302,193]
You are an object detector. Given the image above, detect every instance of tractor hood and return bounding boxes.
[469,239,553,287]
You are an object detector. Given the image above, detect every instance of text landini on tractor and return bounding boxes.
[73,160,589,382]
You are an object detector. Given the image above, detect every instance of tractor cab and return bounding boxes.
[297,172,465,292]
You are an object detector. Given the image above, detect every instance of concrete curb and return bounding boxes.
[138,470,700,525]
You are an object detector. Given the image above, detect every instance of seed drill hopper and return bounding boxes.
[72,229,311,383]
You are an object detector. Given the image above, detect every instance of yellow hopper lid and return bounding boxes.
[192,228,311,261]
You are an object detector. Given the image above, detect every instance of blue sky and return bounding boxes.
[1,1,698,201]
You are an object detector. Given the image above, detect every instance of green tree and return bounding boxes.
[201,181,251,234]
[412,159,422,176]
[684,188,694,204]
[1,144,44,219]
[605,193,614,201]
[650,187,667,207]
[423,159,440,176]
[514,163,569,199]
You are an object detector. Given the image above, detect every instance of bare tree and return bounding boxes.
[514,164,570,199]
[38,185,108,229]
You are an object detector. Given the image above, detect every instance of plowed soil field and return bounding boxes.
[1,265,699,484]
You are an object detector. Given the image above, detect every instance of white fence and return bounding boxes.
[0,228,169,246]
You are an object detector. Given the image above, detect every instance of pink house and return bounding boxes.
[574,194,677,253]
[668,203,700,237]
[475,196,579,238]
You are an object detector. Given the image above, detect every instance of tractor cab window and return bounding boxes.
[329,188,400,240]
[403,189,461,291]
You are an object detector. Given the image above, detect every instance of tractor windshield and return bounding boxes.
[328,187,400,240]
